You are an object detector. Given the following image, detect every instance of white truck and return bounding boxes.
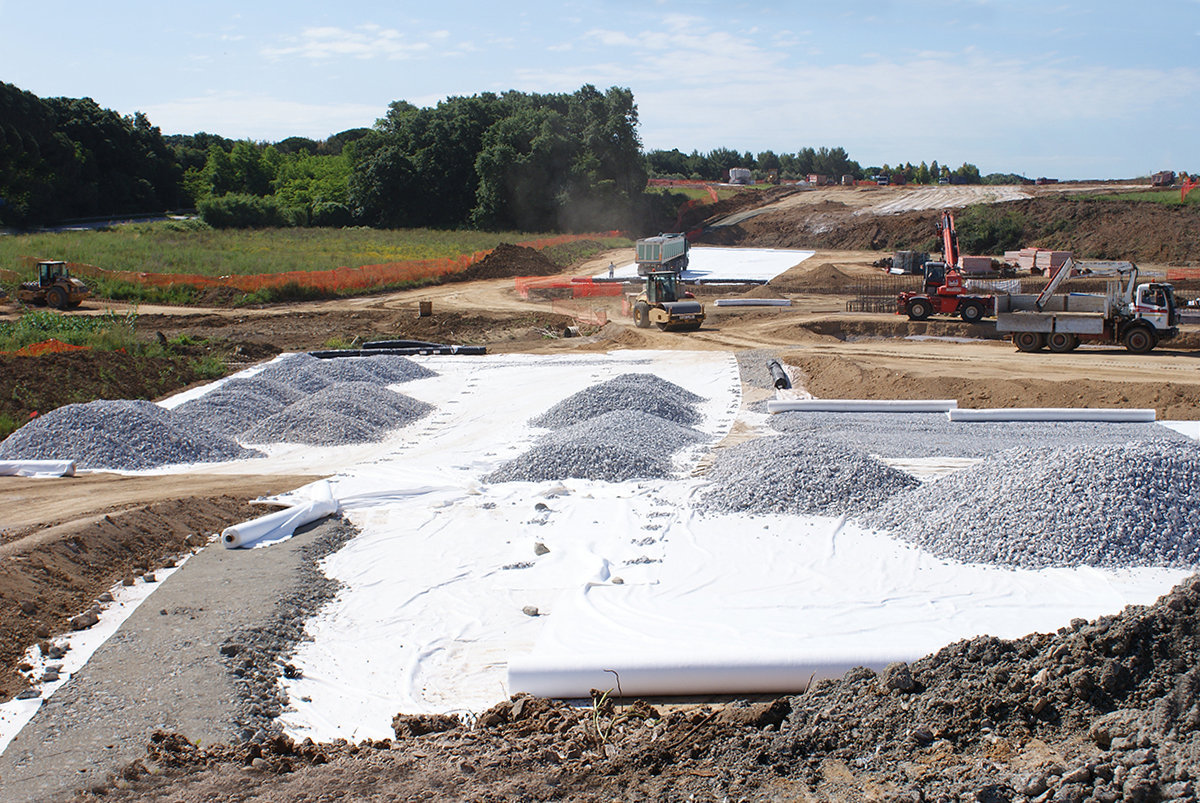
[995,260,1179,354]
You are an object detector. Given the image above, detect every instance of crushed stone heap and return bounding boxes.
[697,435,920,517]
[486,410,708,483]
[0,399,261,470]
[866,439,1200,569]
[530,373,703,430]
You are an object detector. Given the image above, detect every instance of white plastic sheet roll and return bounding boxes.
[767,399,958,414]
[948,408,1156,423]
[507,650,911,698]
[222,480,338,549]
[0,460,76,478]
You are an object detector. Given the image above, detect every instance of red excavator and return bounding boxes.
[896,212,994,323]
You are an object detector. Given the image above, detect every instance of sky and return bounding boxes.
[1,1,1197,180]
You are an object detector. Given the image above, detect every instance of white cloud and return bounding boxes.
[140,92,384,139]
[522,13,1200,176]
[261,26,432,62]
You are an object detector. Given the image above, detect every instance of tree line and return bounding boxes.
[0,79,1035,233]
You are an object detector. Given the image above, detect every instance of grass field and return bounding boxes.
[0,221,622,278]
[1077,188,1200,206]
[0,222,630,305]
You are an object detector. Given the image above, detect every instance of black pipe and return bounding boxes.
[311,345,487,358]
[767,359,790,389]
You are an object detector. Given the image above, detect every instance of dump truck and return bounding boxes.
[635,233,689,276]
[17,261,91,309]
[995,260,1179,354]
[631,271,704,331]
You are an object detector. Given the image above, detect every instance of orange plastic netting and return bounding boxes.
[4,339,92,356]
[15,232,622,295]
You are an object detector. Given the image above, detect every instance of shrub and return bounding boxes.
[198,193,290,229]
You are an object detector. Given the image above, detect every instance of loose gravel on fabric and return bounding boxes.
[696,434,921,517]
[530,373,704,430]
[0,400,261,470]
[864,438,1200,569]
[239,383,433,446]
[768,412,1191,459]
[173,383,297,438]
[486,411,710,483]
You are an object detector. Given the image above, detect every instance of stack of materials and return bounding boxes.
[1005,248,1072,273]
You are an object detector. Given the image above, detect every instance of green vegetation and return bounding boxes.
[0,309,138,352]
[1074,189,1200,206]
[0,310,229,439]
[0,223,577,277]
[955,206,1030,254]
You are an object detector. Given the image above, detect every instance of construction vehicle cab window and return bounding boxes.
[16,260,91,310]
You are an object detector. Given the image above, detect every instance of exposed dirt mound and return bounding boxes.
[782,353,1200,419]
[767,262,855,293]
[728,197,1200,265]
[73,576,1200,803]
[451,243,562,282]
[740,283,787,299]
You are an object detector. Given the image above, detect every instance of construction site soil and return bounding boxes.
[3,185,1200,801]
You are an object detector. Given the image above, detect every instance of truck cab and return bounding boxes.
[1134,283,1179,330]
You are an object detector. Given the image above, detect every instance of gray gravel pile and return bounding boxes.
[173,383,297,437]
[486,411,708,484]
[0,400,261,470]
[530,372,704,429]
[239,383,432,446]
[865,439,1200,569]
[769,412,1189,458]
[251,354,333,393]
[696,434,921,516]
[301,355,437,385]
[320,354,437,384]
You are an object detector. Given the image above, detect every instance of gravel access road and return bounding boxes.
[0,517,348,803]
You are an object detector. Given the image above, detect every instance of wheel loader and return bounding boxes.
[631,271,704,331]
[17,261,91,310]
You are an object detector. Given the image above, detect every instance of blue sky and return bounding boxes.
[2,1,1197,179]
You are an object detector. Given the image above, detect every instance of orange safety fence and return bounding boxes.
[1167,268,1200,281]
[514,276,625,300]
[551,300,609,327]
[13,232,623,295]
[2,339,92,356]
[1184,180,1199,203]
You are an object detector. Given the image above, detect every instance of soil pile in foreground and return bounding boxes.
[451,243,561,282]
[77,575,1200,803]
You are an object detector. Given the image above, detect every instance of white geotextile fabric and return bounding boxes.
[598,247,814,283]
[0,460,75,477]
[272,350,1191,744]
[221,480,338,549]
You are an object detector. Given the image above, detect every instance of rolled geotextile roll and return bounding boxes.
[0,460,76,477]
[507,651,912,698]
[222,480,338,549]
[767,399,958,414]
[948,408,1156,423]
